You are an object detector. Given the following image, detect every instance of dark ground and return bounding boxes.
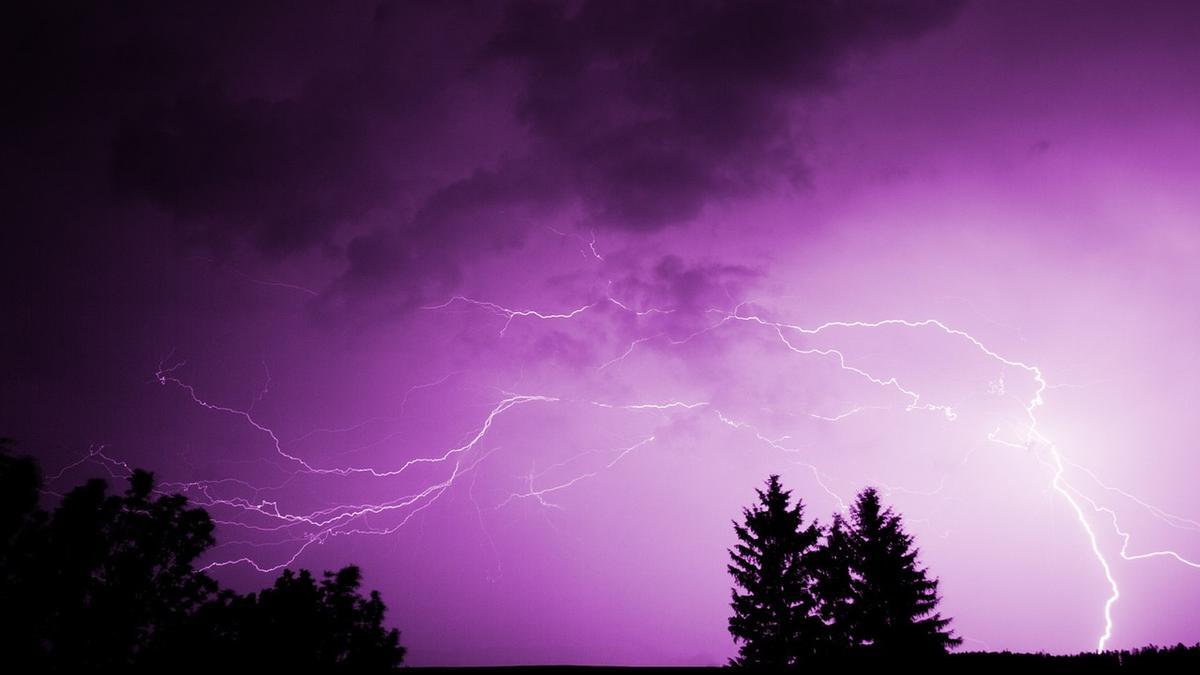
[410,647,1200,673]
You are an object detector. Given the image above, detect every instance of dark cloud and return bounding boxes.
[104,1,504,257]
[6,0,501,253]
[641,255,760,313]
[487,0,964,231]
[331,0,962,307]
[322,159,568,315]
[5,0,962,309]
[111,91,392,255]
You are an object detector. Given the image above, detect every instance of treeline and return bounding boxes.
[946,643,1200,674]
[5,439,1198,672]
[0,441,406,672]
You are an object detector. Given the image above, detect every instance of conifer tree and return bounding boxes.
[727,475,825,667]
[811,512,856,654]
[845,487,961,656]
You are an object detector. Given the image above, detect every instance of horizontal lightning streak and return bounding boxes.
[58,290,1192,654]
[420,294,1200,651]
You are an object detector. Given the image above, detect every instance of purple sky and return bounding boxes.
[4,0,1200,665]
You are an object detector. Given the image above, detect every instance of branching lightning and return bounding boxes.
[54,283,1199,654]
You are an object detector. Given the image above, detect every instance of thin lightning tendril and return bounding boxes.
[56,285,1198,654]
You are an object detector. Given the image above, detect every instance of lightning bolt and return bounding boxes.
[410,293,1197,651]
[53,285,1198,655]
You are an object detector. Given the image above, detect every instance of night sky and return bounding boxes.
[4,0,1200,666]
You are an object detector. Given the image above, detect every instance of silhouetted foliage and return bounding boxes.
[946,643,1200,674]
[727,474,824,667]
[41,467,218,670]
[729,477,961,665]
[844,486,960,656]
[0,439,48,666]
[156,566,406,672]
[810,512,855,655]
[0,442,406,672]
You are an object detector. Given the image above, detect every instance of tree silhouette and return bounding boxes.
[1,443,219,670]
[0,443,407,672]
[252,566,405,671]
[727,474,825,667]
[0,439,49,666]
[845,486,961,657]
[811,512,856,655]
[36,469,219,670]
[160,566,406,672]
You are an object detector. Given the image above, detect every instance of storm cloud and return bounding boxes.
[7,0,1200,665]
[8,0,961,307]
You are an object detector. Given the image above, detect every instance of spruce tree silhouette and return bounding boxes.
[727,474,825,667]
[811,512,856,655]
[845,486,961,657]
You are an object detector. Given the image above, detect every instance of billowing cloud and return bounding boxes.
[8,0,1200,666]
[5,0,961,308]
[487,0,963,230]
